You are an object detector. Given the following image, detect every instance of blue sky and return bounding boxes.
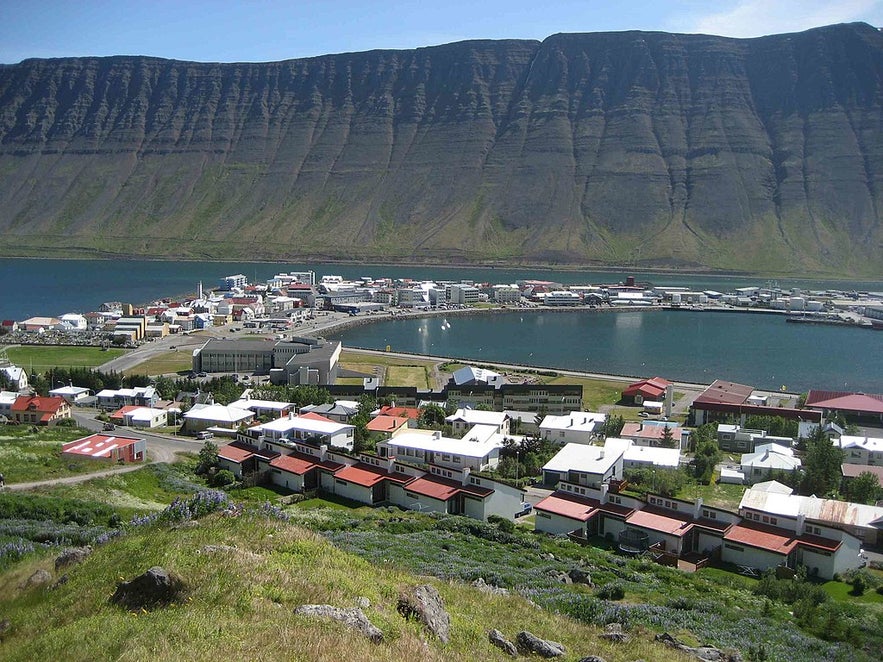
[1,0,881,64]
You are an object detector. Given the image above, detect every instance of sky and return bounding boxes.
[1,0,881,64]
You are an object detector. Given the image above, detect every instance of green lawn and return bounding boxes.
[294,494,366,510]
[546,375,630,410]
[124,351,193,376]
[676,481,747,511]
[821,579,883,605]
[0,424,118,483]
[4,345,126,372]
[386,365,429,388]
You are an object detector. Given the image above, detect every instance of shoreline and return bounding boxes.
[2,254,881,285]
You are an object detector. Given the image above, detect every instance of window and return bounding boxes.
[770,518,777,525]
[452,455,461,464]
[335,480,347,486]
[537,512,551,519]
[762,516,769,524]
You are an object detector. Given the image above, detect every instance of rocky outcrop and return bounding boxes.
[488,629,518,657]
[655,632,743,661]
[397,584,451,643]
[516,630,566,657]
[1,23,881,275]
[110,566,186,610]
[599,622,628,643]
[294,604,383,643]
[55,546,92,571]
[472,577,509,596]
[22,569,52,589]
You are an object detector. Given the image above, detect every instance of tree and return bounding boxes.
[693,436,721,484]
[196,441,219,475]
[418,403,446,429]
[600,414,624,439]
[844,471,882,505]
[351,394,376,452]
[660,425,678,448]
[800,426,843,497]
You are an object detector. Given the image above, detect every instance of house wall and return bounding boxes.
[534,510,583,535]
[467,474,523,520]
[331,479,373,505]
[401,490,448,514]
[697,531,725,555]
[599,515,628,541]
[270,469,304,492]
[218,458,244,479]
[464,495,488,521]
[721,543,785,571]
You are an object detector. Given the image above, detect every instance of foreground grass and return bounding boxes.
[0,513,684,662]
[0,424,117,483]
[4,345,125,372]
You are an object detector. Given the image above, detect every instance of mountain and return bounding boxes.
[0,23,881,276]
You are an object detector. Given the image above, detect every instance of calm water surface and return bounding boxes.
[331,310,883,393]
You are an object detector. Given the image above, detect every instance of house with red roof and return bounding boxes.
[378,405,421,421]
[217,441,280,479]
[365,415,410,439]
[805,390,883,424]
[691,379,821,429]
[621,377,670,405]
[62,432,146,463]
[11,395,71,425]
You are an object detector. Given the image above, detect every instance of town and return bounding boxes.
[1,269,882,589]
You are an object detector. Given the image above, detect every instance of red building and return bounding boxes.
[11,395,71,425]
[62,432,146,463]
[621,377,671,404]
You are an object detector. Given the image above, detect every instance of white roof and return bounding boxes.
[256,414,353,436]
[0,391,19,405]
[452,366,500,386]
[623,445,681,468]
[741,447,802,471]
[542,441,625,476]
[837,435,883,453]
[229,398,292,412]
[49,386,90,396]
[184,404,255,423]
[751,480,794,494]
[446,408,507,427]
[539,411,605,433]
[385,429,503,459]
[718,424,739,433]
[739,488,883,528]
[128,407,167,422]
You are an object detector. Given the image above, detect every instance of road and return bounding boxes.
[4,409,204,492]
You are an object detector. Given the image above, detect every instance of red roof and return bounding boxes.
[534,493,600,522]
[334,463,413,488]
[725,522,799,555]
[11,395,67,414]
[626,508,694,537]
[218,444,255,463]
[62,433,144,458]
[693,380,754,406]
[270,453,317,475]
[405,475,492,501]
[380,405,421,420]
[622,377,670,399]
[841,464,883,482]
[300,412,336,423]
[620,423,681,440]
[366,415,409,432]
[110,405,142,418]
[805,390,883,415]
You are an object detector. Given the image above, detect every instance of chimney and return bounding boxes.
[289,411,294,419]
[795,513,806,535]
[600,483,609,504]
[461,467,471,486]
[434,430,442,439]
[387,456,395,472]
[319,444,328,461]
[693,497,703,520]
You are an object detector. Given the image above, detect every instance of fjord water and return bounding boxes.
[331,310,883,394]
[2,258,881,392]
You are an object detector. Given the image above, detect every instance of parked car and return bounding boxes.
[515,502,533,518]
[196,431,214,440]
[103,422,116,431]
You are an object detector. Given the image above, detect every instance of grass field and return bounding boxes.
[340,349,438,369]
[3,345,125,372]
[546,375,630,410]
[386,365,429,388]
[676,480,747,511]
[123,351,193,376]
[0,424,117,483]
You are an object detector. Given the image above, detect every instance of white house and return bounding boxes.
[124,407,169,429]
[445,408,509,436]
[541,439,628,488]
[183,403,255,434]
[837,435,883,466]
[48,385,92,404]
[377,426,505,471]
[1,366,28,391]
[740,444,802,483]
[254,413,356,451]
[539,411,606,445]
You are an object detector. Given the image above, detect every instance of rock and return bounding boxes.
[488,629,518,657]
[55,546,92,571]
[51,574,69,590]
[516,630,566,658]
[23,569,52,589]
[577,657,607,662]
[655,632,742,662]
[111,566,186,610]
[0,619,10,634]
[355,596,371,610]
[397,584,451,643]
[568,567,593,586]
[555,571,573,585]
[294,604,383,643]
[471,577,509,596]
[599,622,628,643]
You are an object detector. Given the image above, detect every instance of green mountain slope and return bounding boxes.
[0,23,881,276]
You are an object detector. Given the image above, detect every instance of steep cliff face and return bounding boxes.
[0,23,881,275]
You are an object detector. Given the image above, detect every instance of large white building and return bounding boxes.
[740,444,802,484]
[377,426,505,472]
[252,413,356,451]
[539,411,606,445]
[837,435,883,466]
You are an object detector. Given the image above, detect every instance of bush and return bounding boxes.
[595,582,626,600]
[487,514,515,533]
[209,469,235,488]
[850,574,866,596]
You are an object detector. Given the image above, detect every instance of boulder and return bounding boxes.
[577,657,607,662]
[516,630,566,658]
[55,546,92,571]
[294,604,383,643]
[488,629,517,657]
[472,577,509,596]
[397,584,451,643]
[355,596,371,610]
[568,567,593,586]
[655,632,743,662]
[599,622,628,643]
[111,566,186,610]
[23,569,52,589]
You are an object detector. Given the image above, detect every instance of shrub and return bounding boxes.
[850,574,866,596]
[595,582,626,600]
[209,469,235,488]
[487,514,515,533]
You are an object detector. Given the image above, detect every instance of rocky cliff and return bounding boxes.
[1,22,881,275]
